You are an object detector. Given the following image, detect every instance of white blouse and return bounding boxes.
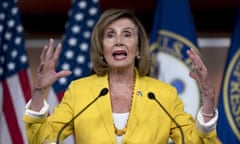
[112,112,129,144]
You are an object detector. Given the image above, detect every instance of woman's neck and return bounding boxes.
[108,68,134,84]
[108,68,136,113]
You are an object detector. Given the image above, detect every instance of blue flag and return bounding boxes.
[217,5,240,144]
[149,0,201,118]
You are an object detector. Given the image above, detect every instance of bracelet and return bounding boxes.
[200,107,215,117]
[201,111,214,117]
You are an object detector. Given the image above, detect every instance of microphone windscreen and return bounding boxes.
[99,88,108,97]
[148,92,155,99]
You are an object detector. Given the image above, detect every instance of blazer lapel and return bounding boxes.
[90,75,116,143]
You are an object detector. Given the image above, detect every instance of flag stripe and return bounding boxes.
[48,88,60,114]
[1,115,12,144]
[56,91,65,102]
[18,70,32,102]
[7,74,28,143]
[0,83,12,144]
[2,80,24,144]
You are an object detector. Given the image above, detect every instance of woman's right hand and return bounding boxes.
[30,39,72,111]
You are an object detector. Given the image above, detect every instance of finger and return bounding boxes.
[40,45,48,62]
[52,43,62,64]
[189,71,199,81]
[37,45,49,73]
[195,64,205,74]
[187,48,205,73]
[55,70,72,80]
[46,38,55,60]
[187,48,200,65]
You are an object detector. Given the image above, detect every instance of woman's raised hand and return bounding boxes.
[187,48,215,100]
[187,48,215,121]
[34,39,72,90]
[30,39,71,111]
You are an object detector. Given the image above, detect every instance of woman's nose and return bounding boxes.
[115,35,123,46]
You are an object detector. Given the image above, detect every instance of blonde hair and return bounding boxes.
[90,9,150,76]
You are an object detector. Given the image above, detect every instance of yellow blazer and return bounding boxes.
[23,71,217,144]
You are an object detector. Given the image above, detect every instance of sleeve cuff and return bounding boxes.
[25,99,49,118]
[196,107,218,133]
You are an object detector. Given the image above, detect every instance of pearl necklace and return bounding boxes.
[113,73,136,136]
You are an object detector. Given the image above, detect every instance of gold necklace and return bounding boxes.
[114,124,127,136]
[113,73,136,136]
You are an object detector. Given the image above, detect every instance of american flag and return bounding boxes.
[0,0,31,144]
[46,0,101,143]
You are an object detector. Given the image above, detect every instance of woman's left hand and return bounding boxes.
[187,48,215,121]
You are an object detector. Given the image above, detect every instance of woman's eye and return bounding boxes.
[123,32,133,37]
[104,33,115,38]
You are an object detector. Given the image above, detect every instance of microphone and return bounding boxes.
[148,92,184,144]
[56,88,109,144]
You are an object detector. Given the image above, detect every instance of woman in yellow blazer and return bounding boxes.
[24,9,218,144]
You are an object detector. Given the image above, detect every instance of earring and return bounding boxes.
[136,55,140,59]
[101,56,107,64]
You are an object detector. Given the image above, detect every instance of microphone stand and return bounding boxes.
[148,92,184,144]
[56,88,108,144]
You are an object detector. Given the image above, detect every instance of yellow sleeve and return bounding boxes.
[23,87,75,144]
[167,87,218,144]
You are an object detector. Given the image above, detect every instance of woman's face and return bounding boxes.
[103,18,139,70]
